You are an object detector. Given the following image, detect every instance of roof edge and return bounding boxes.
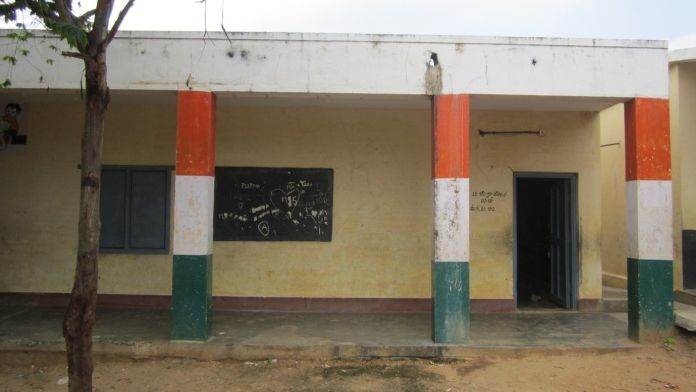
[670,48,696,63]
[0,29,668,49]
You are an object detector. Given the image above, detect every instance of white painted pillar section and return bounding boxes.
[626,180,674,261]
[173,175,215,256]
[433,178,470,262]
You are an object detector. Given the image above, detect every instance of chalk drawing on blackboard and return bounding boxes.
[270,187,303,217]
[214,167,333,241]
[258,221,271,237]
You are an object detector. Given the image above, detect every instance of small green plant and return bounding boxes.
[663,336,676,351]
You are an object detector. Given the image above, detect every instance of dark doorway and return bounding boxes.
[684,231,696,289]
[515,174,578,310]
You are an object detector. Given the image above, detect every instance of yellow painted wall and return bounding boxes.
[0,101,176,294]
[0,101,604,301]
[98,103,176,294]
[671,64,685,289]
[0,102,81,293]
[675,63,696,231]
[470,111,602,300]
[214,106,432,298]
[599,104,628,288]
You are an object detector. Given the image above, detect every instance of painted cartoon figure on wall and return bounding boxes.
[0,103,26,150]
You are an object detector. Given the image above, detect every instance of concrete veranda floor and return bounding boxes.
[0,305,644,360]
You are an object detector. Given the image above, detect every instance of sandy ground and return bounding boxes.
[2,333,695,392]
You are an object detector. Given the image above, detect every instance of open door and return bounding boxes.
[548,179,572,307]
[515,173,577,309]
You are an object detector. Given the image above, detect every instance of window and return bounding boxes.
[100,166,171,254]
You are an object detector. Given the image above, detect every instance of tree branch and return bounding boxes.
[76,9,96,26]
[91,0,115,43]
[104,0,135,46]
[62,51,91,61]
[53,0,77,25]
[17,0,62,25]
[0,4,23,19]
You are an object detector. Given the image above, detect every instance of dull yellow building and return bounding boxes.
[0,31,676,342]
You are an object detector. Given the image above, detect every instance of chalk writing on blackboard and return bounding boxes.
[470,190,507,213]
[214,167,333,241]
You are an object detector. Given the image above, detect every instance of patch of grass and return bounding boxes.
[663,336,676,351]
[317,363,444,392]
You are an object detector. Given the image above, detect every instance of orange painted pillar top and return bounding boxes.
[176,90,216,176]
[624,98,671,181]
[432,94,470,179]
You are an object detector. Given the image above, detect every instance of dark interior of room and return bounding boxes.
[516,177,564,309]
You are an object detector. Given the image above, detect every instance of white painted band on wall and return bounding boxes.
[173,175,215,256]
[433,178,470,262]
[626,180,673,260]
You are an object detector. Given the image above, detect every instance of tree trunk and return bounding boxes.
[62,50,109,392]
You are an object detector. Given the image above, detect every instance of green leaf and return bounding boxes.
[47,21,88,51]
[1,11,18,25]
[20,49,29,56]
[46,58,54,65]
[1,79,12,88]
[5,30,33,42]
[17,30,33,42]
[3,56,17,66]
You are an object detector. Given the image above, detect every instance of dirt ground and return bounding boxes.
[2,332,695,392]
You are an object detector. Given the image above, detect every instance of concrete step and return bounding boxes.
[601,286,696,331]
[674,289,696,307]
[675,302,696,332]
[602,286,627,312]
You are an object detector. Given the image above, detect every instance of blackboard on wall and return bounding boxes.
[214,167,333,241]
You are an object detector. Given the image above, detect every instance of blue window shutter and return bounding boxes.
[100,169,127,249]
[129,170,169,250]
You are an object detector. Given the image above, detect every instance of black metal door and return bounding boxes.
[684,231,696,289]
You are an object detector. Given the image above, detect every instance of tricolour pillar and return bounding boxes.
[624,98,674,343]
[171,90,216,341]
[431,94,470,343]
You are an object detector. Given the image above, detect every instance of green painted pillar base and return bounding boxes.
[171,255,213,341]
[628,258,674,343]
[432,262,470,343]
